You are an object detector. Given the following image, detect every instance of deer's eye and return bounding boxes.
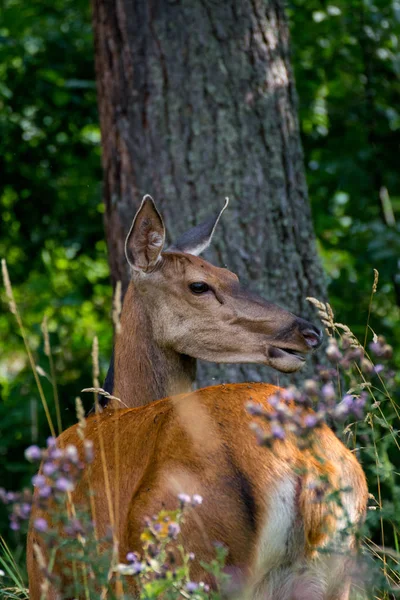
[189,282,210,294]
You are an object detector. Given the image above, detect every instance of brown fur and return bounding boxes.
[28,383,368,599]
[27,201,367,598]
[111,251,323,409]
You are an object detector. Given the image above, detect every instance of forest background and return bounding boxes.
[0,0,400,576]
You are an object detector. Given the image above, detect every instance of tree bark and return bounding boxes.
[92,0,327,386]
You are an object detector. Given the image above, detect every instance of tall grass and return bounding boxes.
[1,260,399,598]
[0,537,28,599]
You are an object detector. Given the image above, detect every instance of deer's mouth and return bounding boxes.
[278,347,307,361]
[266,345,307,373]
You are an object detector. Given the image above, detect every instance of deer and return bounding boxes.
[27,197,368,600]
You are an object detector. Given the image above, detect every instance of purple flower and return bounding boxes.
[10,520,20,531]
[186,581,198,593]
[126,551,140,563]
[353,394,367,419]
[34,518,48,533]
[374,364,384,374]
[42,462,56,477]
[55,477,74,493]
[304,415,318,429]
[369,341,382,356]
[280,389,296,402]
[20,503,31,519]
[25,445,42,462]
[192,494,203,506]
[132,561,144,574]
[268,394,280,408]
[334,393,366,421]
[326,342,342,364]
[46,437,57,448]
[321,383,335,402]
[38,485,52,499]
[168,522,180,538]
[246,402,264,416]
[271,424,285,440]
[48,447,63,460]
[32,475,46,489]
[178,493,191,505]
[342,394,354,408]
[64,518,84,536]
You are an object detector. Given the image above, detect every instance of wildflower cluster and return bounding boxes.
[325,334,393,376]
[247,383,366,449]
[247,332,394,448]
[0,437,93,533]
[115,493,227,598]
[0,487,32,532]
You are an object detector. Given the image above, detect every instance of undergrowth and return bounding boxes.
[1,260,399,599]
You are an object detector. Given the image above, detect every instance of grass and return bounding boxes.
[1,260,400,598]
[0,537,28,599]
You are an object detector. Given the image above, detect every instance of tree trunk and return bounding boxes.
[92,0,327,386]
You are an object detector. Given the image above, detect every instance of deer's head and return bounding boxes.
[124,196,322,373]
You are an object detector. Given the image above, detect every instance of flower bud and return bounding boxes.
[326,341,342,364]
[25,446,42,462]
[382,344,393,360]
[361,358,374,374]
[34,518,48,533]
[303,379,318,397]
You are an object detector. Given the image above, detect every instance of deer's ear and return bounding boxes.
[169,198,229,256]
[125,195,165,272]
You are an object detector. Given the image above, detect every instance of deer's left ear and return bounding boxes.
[169,198,229,256]
[125,195,165,272]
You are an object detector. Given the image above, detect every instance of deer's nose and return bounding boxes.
[298,322,323,349]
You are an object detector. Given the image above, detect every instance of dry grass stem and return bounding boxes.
[92,336,100,391]
[306,297,335,336]
[32,543,49,595]
[363,269,380,349]
[81,387,127,408]
[334,324,361,348]
[113,280,122,335]
[75,396,86,440]
[1,259,56,437]
[88,340,119,568]
[41,315,51,357]
[1,258,17,315]
[41,315,62,435]
[372,269,379,294]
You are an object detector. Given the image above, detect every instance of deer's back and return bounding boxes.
[28,383,368,596]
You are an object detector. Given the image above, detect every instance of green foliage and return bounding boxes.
[0,537,28,599]
[0,0,112,532]
[0,0,399,596]
[288,0,400,346]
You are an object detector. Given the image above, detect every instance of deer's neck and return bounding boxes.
[105,283,196,409]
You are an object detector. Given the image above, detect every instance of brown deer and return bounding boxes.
[27,197,368,599]
[103,196,323,410]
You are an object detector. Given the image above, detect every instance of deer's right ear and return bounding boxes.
[125,196,165,272]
